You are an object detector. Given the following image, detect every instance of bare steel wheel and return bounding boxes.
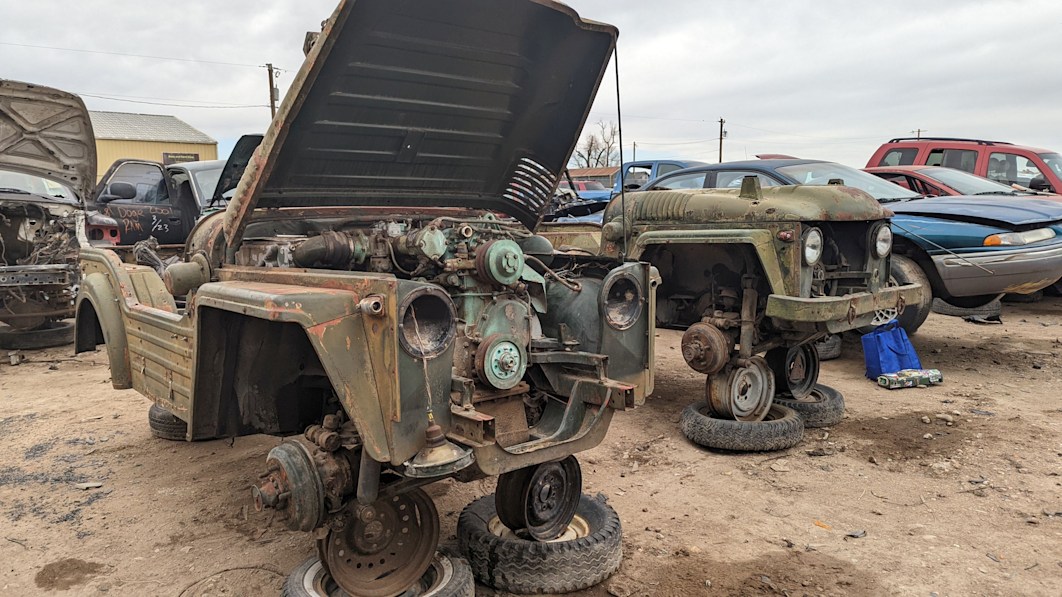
[319,488,440,597]
[495,456,582,541]
[765,343,820,400]
[707,356,775,422]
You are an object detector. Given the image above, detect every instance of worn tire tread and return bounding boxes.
[458,493,622,594]
[680,403,804,452]
[148,404,187,441]
[773,384,845,428]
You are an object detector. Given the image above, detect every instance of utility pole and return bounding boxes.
[632,141,637,162]
[718,118,727,163]
[266,63,278,119]
[910,128,927,139]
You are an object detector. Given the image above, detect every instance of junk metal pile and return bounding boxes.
[1,0,1060,595]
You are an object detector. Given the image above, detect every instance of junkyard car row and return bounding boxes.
[2,0,1061,595]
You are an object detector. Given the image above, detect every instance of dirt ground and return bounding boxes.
[1,299,1060,597]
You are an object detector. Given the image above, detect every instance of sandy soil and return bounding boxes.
[1,299,1060,596]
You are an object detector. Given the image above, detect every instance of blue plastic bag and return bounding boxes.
[861,321,922,379]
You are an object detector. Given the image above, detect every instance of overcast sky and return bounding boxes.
[3,0,1061,168]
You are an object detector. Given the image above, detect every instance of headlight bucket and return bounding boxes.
[803,227,824,265]
[601,271,644,330]
[397,287,456,359]
[872,223,893,258]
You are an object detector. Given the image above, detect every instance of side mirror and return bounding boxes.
[1028,175,1052,192]
[107,181,137,200]
[827,178,845,186]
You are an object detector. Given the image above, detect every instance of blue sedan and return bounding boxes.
[639,159,1062,333]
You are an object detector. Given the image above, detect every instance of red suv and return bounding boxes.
[867,137,1062,194]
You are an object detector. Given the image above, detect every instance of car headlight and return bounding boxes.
[803,227,824,265]
[873,224,893,258]
[397,287,456,359]
[983,227,1056,246]
[602,272,643,330]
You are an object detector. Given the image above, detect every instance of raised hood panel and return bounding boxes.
[0,80,96,201]
[889,196,1062,228]
[225,0,617,243]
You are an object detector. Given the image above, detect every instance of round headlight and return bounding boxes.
[803,228,824,265]
[873,225,893,258]
[602,273,643,330]
[398,287,456,359]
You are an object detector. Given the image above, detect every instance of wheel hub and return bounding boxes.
[680,322,730,374]
[707,356,775,422]
[319,488,440,597]
[766,343,820,400]
[495,456,582,541]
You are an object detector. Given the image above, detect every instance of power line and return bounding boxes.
[77,92,267,109]
[0,41,283,70]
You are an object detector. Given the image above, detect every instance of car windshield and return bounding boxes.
[1038,152,1062,178]
[919,166,1022,196]
[776,162,921,202]
[192,167,224,200]
[0,168,76,199]
[578,181,607,190]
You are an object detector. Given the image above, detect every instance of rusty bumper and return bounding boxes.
[764,283,923,333]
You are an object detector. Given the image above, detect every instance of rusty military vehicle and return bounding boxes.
[75,0,652,595]
[544,177,922,451]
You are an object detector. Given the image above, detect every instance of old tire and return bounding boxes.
[148,404,187,441]
[932,297,1002,318]
[772,384,845,429]
[458,493,622,594]
[815,334,842,361]
[859,255,932,335]
[281,548,474,597]
[0,320,75,350]
[680,402,804,452]
[1046,278,1062,296]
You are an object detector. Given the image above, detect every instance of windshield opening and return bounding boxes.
[920,166,1019,195]
[0,168,76,200]
[776,162,920,201]
[192,167,224,201]
[1038,153,1062,178]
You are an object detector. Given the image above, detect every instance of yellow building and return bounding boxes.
[89,111,217,181]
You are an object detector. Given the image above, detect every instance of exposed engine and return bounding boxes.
[0,200,79,330]
[233,212,647,431]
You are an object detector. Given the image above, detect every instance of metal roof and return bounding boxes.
[569,166,619,177]
[88,110,216,144]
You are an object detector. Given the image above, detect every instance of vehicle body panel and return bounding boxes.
[0,80,92,329]
[649,159,1062,300]
[865,165,1062,202]
[0,79,96,201]
[91,159,189,244]
[613,159,706,194]
[224,0,618,242]
[76,0,651,494]
[867,137,1062,194]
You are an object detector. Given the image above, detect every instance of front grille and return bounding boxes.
[811,221,879,296]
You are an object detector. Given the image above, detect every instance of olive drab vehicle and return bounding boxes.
[600,178,921,444]
[540,176,923,449]
[74,0,653,594]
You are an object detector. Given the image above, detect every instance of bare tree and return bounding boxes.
[572,120,619,168]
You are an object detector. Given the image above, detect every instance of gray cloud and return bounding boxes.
[3,0,1059,165]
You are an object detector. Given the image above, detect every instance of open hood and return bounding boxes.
[225,0,617,243]
[890,196,1062,228]
[212,134,263,204]
[0,80,96,202]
